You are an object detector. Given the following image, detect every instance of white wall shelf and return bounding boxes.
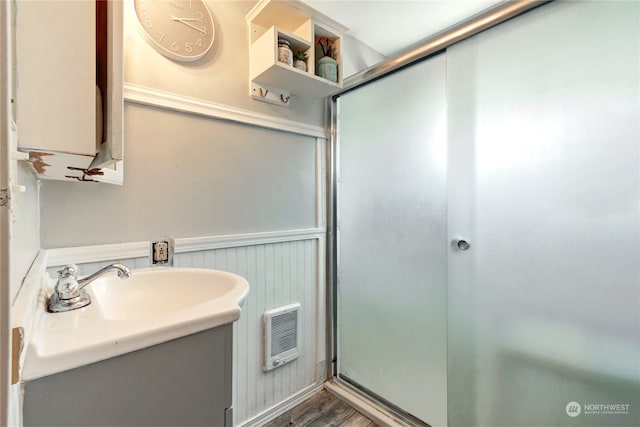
[246,0,345,104]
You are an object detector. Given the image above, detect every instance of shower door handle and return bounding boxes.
[456,239,471,251]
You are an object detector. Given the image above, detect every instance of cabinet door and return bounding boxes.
[16,0,96,155]
[92,0,123,169]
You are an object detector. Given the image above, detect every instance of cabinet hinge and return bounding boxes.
[0,189,10,208]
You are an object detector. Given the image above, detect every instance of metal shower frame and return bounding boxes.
[324,0,552,423]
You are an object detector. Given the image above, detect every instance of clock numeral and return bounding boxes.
[137,0,149,11]
[196,11,204,21]
[196,38,202,47]
[185,43,193,53]
[200,26,207,36]
[145,17,153,28]
[156,32,165,43]
[171,41,179,52]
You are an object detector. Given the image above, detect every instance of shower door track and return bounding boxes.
[334,375,431,426]
[339,0,551,94]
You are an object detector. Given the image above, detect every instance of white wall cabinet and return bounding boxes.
[15,0,123,184]
[246,0,346,104]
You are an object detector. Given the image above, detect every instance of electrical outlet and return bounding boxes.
[154,241,168,262]
[151,238,173,266]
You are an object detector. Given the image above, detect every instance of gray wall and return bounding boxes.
[39,0,383,249]
[40,106,317,247]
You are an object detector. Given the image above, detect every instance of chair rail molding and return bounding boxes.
[123,83,327,138]
[46,228,327,267]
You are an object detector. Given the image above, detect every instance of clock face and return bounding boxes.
[133,0,215,62]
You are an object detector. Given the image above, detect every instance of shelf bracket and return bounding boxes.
[250,82,291,107]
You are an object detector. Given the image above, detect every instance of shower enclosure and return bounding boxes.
[332,1,639,426]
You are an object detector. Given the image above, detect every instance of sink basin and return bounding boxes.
[91,268,245,321]
[23,267,249,381]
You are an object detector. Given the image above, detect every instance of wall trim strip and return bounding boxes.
[177,228,326,253]
[123,83,327,138]
[47,241,148,267]
[240,383,324,427]
[46,228,327,267]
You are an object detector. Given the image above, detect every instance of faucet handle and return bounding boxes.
[57,264,78,278]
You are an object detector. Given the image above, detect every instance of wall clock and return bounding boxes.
[133,0,215,62]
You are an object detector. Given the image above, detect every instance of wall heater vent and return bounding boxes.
[263,303,300,371]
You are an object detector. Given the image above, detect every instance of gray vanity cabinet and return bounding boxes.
[24,325,232,427]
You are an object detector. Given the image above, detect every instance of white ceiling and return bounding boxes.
[303,0,502,56]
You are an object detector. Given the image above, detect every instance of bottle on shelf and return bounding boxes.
[278,38,293,66]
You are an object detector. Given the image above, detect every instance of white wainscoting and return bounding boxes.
[44,230,326,426]
[176,239,321,424]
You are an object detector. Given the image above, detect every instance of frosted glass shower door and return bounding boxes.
[336,54,447,425]
[446,2,640,426]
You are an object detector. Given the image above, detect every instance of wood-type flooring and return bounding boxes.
[263,390,378,427]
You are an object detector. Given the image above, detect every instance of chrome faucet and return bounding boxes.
[48,263,132,313]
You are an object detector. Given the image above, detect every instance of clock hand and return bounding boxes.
[170,15,206,35]
[169,15,197,21]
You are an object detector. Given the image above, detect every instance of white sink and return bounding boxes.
[91,268,245,321]
[23,267,249,380]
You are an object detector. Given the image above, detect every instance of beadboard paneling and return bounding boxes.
[174,239,320,425]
